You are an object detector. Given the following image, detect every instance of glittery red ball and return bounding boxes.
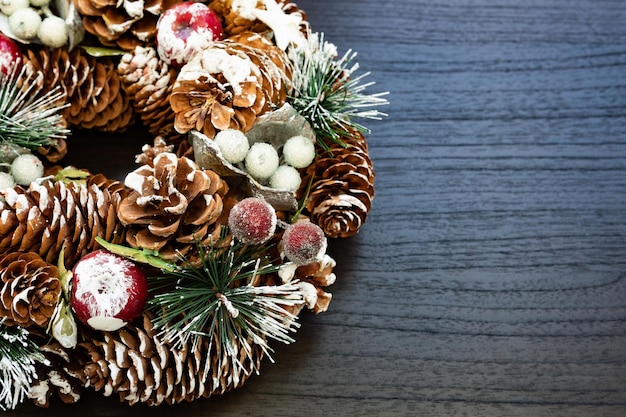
[281,221,327,265]
[228,197,277,244]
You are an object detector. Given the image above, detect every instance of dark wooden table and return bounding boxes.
[8,0,626,416]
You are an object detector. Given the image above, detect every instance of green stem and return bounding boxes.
[95,237,178,272]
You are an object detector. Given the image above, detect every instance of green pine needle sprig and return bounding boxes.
[288,30,389,150]
[0,321,45,410]
[0,61,70,155]
[148,228,303,375]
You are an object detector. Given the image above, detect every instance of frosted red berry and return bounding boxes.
[228,197,277,245]
[70,249,148,331]
[156,2,224,67]
[0,32,22,75]
[281,221,327,265]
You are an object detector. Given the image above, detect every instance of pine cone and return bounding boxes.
[78,312,264,405]
[23,47,135,132]
[118,46,185,144]
[75,0,182,51]
[228,31,293,71]
[208,0,307,38]
[170,32,292,138]
[28,342,84,407]
[117,152,227,260]
[0,252,61,328]
[208,0,267,36]
[292,254,336,314]
[298,133,375,238]
[37,138,68,164]
[0,176,128,268]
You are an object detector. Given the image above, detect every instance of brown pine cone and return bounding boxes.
[0,252,61,328]
[298,133,375,238]
[208,0,308,38]
[170,32,292,138]
[78,312,264,405]
[291,254,336,314]
[117,152,227,260]
[28,342,84,407]
[23,47,135,132]
[37,138,68,164]
[208,0,267,36]
[118,46,185,144]
[75,0,182,51]
[0,176,128,268]
[228,31,293,75]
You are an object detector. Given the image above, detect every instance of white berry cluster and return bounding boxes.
[0,153,44,193]
[214,129,316,192]
[0,0,68,47]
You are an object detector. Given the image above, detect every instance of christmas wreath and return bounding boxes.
[0,0,387,409]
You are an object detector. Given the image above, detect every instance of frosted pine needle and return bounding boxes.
[0,321,44,410]
[288,31,388,150]
[0,60,70,155]
[148,229,303,375]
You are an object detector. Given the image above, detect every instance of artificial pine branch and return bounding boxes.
[149,229,303,371]
[102,229,303,375]
[0,61,70,158]
[0,321,45,410]
[288,30,389,151]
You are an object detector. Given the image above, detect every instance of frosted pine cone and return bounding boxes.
[294,254,336,314]
[170,33,292,138]
[0,176,128,267]
[298,132,375,238]
[118,46,184,144]
[23,47,134,132]
[208,0,307,38]
[28,342,84,407]
[228,31,293,75]
[78,312,264,405]
[0,252,61,328]
[209,0,265,36]
[118,152,227,260]
[277,253,336,315]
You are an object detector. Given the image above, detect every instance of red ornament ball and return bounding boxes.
[70,250,148,331]
[281,221,327,265]
[228,197,277,245]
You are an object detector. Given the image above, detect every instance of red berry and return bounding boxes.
[156,2,224,67]
[281,221,327,265]
[0,32,22,76]
[228,197,277,245]
[70,250,148,331]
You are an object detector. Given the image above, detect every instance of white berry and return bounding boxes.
[9,8,42,40]
[11,153,44,186]
[283,135,316,168]
[38,15,68,48]
[215,129,250,164]
[0,172,15,191]
[269,165,301,191]
[245,142,279,181]
[0,0,29,16]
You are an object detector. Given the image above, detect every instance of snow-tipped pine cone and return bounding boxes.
[117,152,228,260]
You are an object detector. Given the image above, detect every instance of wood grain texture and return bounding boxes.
[7,0,626,416]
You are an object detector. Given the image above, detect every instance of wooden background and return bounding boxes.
[8,0,626,416]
